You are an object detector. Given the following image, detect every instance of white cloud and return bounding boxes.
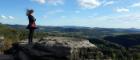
[131,2,140,7]
[112,14,140,21]
[32,0,46,4]
[0,15,7,19]
[47,0,64,6]
[43,9,64,19]
[48,9,63,15]
[116,8,129,13]
[97,14,140,21]
[32,0,64,5]
[97,14,140,28]
[8,16,15,19]
[104,1,114,6]
[0,15,15,20]
[78,0,101,9]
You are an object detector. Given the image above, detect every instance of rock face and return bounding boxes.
[0,36,4,54]
[35,37,97,60]
[0,36,4,48]
[5,37,101,60]
[38,37,96,48]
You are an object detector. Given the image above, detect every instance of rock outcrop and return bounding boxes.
[5,37,101,60]
[0,36,4,49]
[0,36,4,54]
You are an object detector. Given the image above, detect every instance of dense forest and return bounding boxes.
[0,24,140,60]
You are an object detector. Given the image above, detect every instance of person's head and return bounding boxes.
[26,9,34,16]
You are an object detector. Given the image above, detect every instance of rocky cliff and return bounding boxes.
[0,36,4,46]
[0,36,4,53]
[4,37,102,60]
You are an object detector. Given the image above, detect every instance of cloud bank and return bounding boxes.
[32,0,64,5]
[0,15,15,20]
[78,0,101,9]
[131,2,140,7]
[116,8,129,13]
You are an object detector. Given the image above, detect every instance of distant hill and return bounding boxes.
[2,24,140,47]
[0,23,140,59]
[104,34,140,47]
[6,24,140,38]
[6,24,140,47]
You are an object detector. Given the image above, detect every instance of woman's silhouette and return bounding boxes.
[26,9,37,44]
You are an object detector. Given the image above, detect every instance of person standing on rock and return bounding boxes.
[26,9,37,44]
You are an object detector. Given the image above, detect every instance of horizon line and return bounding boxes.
[1,23,140,29]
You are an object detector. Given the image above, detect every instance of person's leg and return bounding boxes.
[28,29,34,44]
[30,29,34,43]
[28,29,31,44]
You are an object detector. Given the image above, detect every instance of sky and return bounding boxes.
[0,0,140,28]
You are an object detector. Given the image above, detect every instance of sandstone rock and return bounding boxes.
[6,37,101,60]
[0,36,4,48]
[34,37,98,60]
[37,37,96,48]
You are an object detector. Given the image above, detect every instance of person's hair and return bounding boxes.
[26,9,34,16]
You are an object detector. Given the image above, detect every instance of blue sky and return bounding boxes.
[0,0,140,28]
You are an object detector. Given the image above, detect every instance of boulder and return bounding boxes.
[6,37,101,60]
[33,37,98,60]
[0,36,4,48]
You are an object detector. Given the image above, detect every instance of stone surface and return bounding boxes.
[4,37,101,60]
[0,36,4,48]
[38,36,96,48]
[34,37,98,60]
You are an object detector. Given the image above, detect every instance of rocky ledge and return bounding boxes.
[5,37,101,60]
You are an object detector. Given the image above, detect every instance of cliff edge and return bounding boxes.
[5,37,101,60]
